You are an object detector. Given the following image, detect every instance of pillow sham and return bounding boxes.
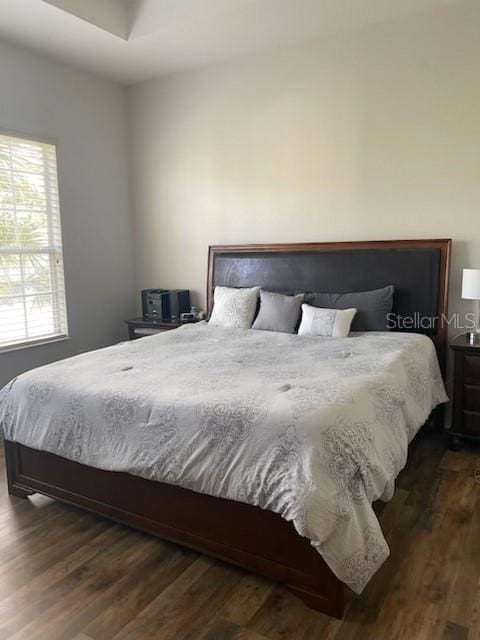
[252,290,304,334]
[209,286,259,329]
[304,285,394,331]
[298,304,357,337]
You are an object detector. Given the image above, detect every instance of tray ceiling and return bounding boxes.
[0,0,465,84]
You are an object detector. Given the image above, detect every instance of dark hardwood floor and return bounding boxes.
[0,428,479,640]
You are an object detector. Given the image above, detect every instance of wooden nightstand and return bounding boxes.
[124,317,199,340]
[450,333,480,449]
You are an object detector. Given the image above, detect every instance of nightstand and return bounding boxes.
[124,317,199,340]
[450,333,480,449]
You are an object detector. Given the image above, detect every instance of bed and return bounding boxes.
[1,239,451,618]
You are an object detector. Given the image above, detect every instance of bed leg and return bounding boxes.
[4,440,34,498]
[434,405,446,430]
[288,583,344,619]
[8,485,34,499]
[424,405,445,432]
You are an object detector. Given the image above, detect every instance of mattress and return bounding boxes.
[0,322,447,592]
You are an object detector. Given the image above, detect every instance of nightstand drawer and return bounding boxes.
[131,327,168,338]
[462,410,480,435]
[449,334,480,448]
[464,355,480,383]
[463,384,480,411]
[125,317,200,340]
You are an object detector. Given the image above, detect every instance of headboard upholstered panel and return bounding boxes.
[207,240,451,370]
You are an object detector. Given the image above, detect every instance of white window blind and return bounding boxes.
[0,133,68,351]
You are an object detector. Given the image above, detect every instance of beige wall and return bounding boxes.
[0,39,135,386]
[128,0,480,336]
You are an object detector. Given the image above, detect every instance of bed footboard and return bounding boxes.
[3,440,344,618]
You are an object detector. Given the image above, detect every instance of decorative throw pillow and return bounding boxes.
[304,286,394,331]
[252,290,305,334]
[209,286,260,329]
[298,304,357,337]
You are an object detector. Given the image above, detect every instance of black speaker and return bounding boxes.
[167,290,190,320]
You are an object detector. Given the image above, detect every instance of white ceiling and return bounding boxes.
[0,0,462,85]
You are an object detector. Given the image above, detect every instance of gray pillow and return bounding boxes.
[304,286,394,331]
[252,290,305,334]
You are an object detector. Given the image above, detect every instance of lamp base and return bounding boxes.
[466,331,480,346]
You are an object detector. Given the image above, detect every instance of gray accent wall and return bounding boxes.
[0,39,135,387]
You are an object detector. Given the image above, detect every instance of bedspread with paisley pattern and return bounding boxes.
[0,323,447,593]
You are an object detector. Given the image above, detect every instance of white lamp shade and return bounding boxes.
[462,269,480,300]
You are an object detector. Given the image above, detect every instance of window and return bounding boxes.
[0,133,68,351]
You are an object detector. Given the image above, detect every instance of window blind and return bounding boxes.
[0,133,68,351]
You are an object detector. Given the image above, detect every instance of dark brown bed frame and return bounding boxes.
[4,239,451,619]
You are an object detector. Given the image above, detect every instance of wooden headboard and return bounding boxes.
[207,239,451,371]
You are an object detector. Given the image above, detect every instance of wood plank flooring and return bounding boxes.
[1,428,479,639]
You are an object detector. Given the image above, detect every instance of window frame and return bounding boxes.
[0,129,69,353]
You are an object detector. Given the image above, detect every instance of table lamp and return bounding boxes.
[462,268,480,344]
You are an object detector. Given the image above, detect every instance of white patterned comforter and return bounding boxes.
[0,323,447,593]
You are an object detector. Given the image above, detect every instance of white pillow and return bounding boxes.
[209,286,260,329]
[298,303,357,337]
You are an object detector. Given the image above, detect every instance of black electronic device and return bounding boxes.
[166,289,191,320]
[141,289,169,319]
[141,288,190,320]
